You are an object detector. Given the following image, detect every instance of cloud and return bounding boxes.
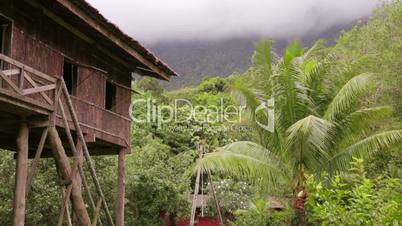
[86,0,380,44]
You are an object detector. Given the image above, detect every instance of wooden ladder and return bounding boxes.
[189,143,224,226]
[55,79,115,226]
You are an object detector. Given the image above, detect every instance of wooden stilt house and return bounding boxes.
[0,0,176,225]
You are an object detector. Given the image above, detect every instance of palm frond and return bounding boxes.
[324,73,374,121]
[303,40,326,59]
[197,141,287,189]
[252,39,273,76]
[327,130,402,172]
[283,41,305,66]
[232,80,263,112]
[332,106,393,150]
[303,59,330,113]
[272,60,312,129]
[286,115,334,171]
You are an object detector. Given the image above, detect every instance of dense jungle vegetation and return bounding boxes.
[1,1,402,225]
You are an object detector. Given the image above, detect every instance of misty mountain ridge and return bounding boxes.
[150,20,360,89]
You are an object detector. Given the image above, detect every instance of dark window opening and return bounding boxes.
[63,61,78,95]
[0,17,12,69]
[0,26,3,72]
[0,26,4,54]
[105,81,116,111]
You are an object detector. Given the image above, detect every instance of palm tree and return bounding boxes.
[198,40,402,225]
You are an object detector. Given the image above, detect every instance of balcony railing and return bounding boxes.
[0,53,130,148]
[0,53,57,107]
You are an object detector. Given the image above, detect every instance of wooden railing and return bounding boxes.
[0,53,57,106]
[69,96,130,145]
[0,54,117,225]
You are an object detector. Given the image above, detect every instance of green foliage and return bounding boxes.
[230,199,271,226]
[0,151,60,225]
[230,199,294,226]
[330,0,402,121]
[125,135,193,225]
[329,0,402,176]
[199,34,402,224]
[204,179,251,216]
[198,77,228,94]
[0,151,17,224]
[307,159,402,225]
[199,38,402,191]
[138,77,166,98]
[127,80,234,224]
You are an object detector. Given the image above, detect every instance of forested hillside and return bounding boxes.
[152,22,357,89]
[331,3,402,119]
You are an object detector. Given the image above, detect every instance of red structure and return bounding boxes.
[176,217,221,226]
[161,211,221,226]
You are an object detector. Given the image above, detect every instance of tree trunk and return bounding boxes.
[48,127,91,225]
[293,185,308,226]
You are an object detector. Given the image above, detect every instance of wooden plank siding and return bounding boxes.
[0,0,134,154]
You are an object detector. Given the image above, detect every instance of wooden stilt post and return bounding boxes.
[92,198,102,226]
[48,127,91,225]
[207,170,224,226]
[61,186,73,226]
[13,118,29,226]
[116,149,126,226]
[26,126,49,196]
[190,144,204,226]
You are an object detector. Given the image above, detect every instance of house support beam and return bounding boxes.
[116,149,126,226]
[13,118,29,226]
[48,126,91,225]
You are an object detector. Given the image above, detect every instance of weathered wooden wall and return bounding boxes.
[0,0,133,152]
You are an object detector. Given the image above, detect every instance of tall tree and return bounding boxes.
[198,39,402,225]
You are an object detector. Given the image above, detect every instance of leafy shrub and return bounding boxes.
[198,77,228,94]
[125,136,192,225]
[230,199,294,226]
[230,199,271,226]
[204,179,251,216]
[306,159,402,225]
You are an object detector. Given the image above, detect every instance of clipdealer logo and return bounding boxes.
[129,98,274,132]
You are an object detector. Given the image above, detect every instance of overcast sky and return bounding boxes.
[86,0,380,44]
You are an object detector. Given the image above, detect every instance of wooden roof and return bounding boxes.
[53,0,178,80]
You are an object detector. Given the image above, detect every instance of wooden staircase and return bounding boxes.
[0,53,117,226]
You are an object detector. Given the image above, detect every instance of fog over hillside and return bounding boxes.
[87,0,379,88]
[151,21,358,89]
[88,0,378,44]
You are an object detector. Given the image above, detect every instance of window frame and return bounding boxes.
[0,14,13,69]
[63,60,78,96]
[105,80,117,112]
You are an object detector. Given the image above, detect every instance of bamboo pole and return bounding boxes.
[116,149,126,226]
[208,170,224,226]
[13,119,29,226]
[55,99,90,225]
[92,198,102,226]
[58,184,73,226]
[61,186,73,226]
[49,127,91,225]
[80,166,103,226]
[190,144,204,226]
[58,100,103,226]
[61,80,114,226]
[26,127,49,195]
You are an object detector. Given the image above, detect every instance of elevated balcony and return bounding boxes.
[0,53,130,156]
